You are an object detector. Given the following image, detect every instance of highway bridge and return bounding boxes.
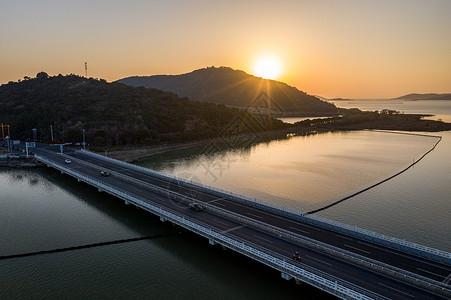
[17,144,451,299]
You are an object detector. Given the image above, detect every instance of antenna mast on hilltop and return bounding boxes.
[85,62,88,78]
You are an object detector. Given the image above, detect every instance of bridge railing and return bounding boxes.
[35,154,380,300]
[122,176,450,294]
[64,153,449,293]
[78,150,451,265]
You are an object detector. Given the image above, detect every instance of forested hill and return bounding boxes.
[0,73,286,146]
[395,93,451,100]
[117,67,338,116]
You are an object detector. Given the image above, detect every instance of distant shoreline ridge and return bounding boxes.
[393,93,451,101]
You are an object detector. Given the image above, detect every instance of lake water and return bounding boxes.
[136,131,438,212]
[1,99,450,298]
[136,130,450,251]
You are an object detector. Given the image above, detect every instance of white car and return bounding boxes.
[65,159,71,164]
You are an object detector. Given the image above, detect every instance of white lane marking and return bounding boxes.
[444,272,451,284]
[247,212,263,219]
[289,226,310,235]
[378,283,414,298]
[253,235,274,244]
[305,255,332,266]
[416,268,444,279]
[109,167,129,172]
[209,199,322,230]
[213,219,228,227]
[207,198,224,203]
[222,225,244,234]
[357,241,451,271]
[336,234,353,241]
[343,244,371,254]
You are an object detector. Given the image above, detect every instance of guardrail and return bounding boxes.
[116,172,450,296]
[35,154,380,300]
[79,150,451,266]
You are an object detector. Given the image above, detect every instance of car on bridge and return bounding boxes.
[189,203,203,211]
[100,171,110,177]
[293,251,302,262]
[65,159,71,164]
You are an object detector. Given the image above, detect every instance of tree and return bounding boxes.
[36,72,49,79]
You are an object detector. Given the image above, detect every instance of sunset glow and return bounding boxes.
[0,1,450,98]
[253,55,283,80]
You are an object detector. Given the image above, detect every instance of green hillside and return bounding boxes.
[0,73,286,146]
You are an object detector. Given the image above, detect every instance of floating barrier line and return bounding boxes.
[307,133,442,215]
[0,233,175,260]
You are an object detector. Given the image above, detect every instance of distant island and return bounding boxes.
[117,66,339,117]
[329,97,350,101]
[394,93,451,100]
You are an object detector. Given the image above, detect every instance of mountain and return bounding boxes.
[395,93,451,100]
[117,67,339,116]
[0,73,285,146]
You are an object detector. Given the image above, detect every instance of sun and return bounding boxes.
[253,55,282,80]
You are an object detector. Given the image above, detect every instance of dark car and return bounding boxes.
[189,203,203,211]
[293,251,301,262]
[101,171,110,177]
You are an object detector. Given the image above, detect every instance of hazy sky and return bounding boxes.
[1,0,450,98]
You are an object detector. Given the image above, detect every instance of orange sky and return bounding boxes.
[1,0,450,99]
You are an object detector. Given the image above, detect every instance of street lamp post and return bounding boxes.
[82,129,86,150]
[5,136,10,153]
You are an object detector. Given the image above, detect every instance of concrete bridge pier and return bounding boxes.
[160,217,167,222]
[281,272,293,281]
[209,239,216,246]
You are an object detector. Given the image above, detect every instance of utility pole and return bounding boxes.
[50,125,54,142]
[85,62,88,78]
[5,136,10,153]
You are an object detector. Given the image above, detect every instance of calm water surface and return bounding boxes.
[317,131,451,251]
[137,131,438,212]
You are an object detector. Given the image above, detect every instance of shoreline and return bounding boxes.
[100,122,451,163]
[102,128,295,162]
